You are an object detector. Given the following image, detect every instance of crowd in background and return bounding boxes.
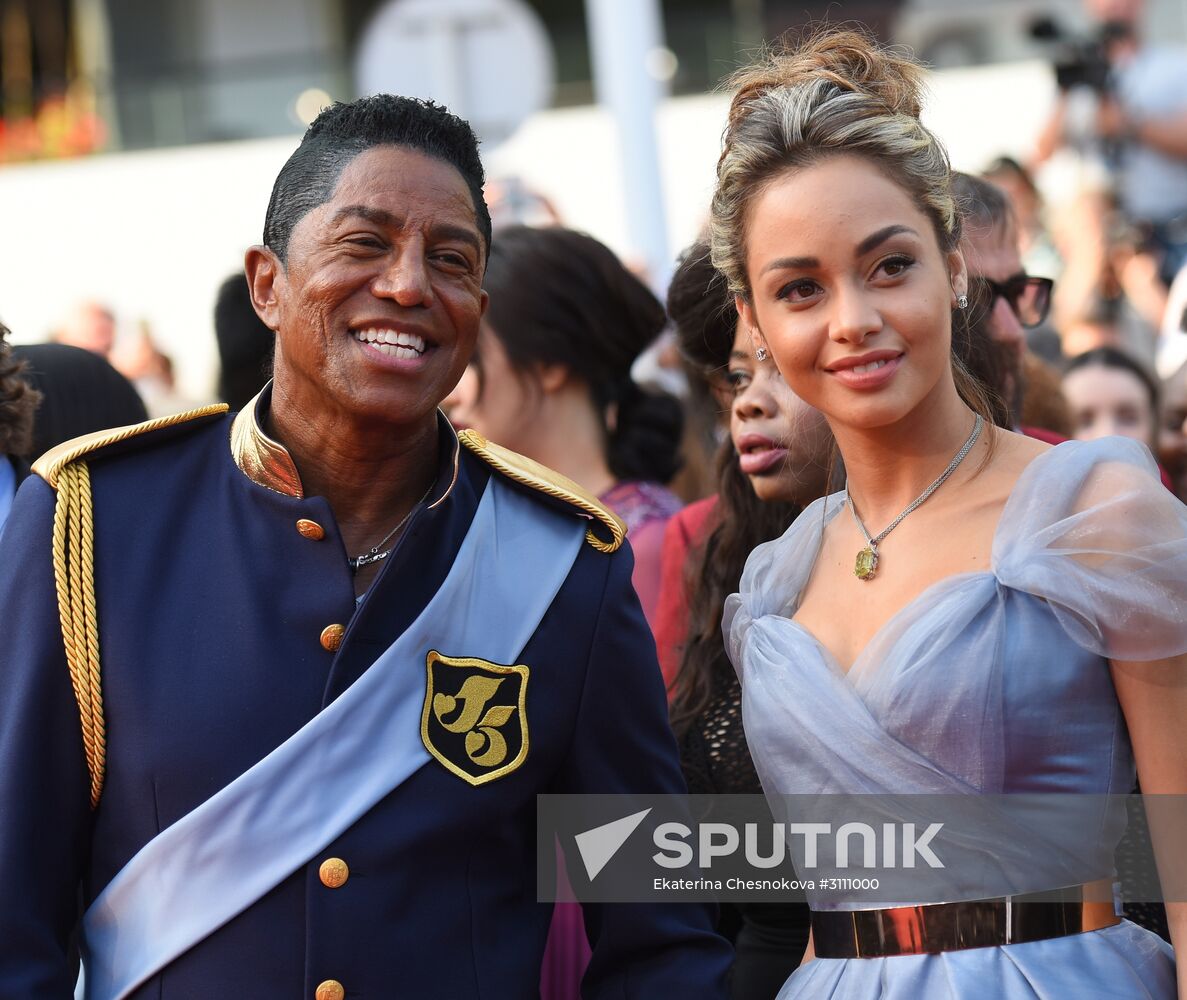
[1,3,1186,997]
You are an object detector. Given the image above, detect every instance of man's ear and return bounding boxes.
[735,294,767,357]
[244,245,284,332]
[947,247,968,308]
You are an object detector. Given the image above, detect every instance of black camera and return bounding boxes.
[1029,17,1134,94]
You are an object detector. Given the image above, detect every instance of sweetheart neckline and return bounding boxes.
[780,437,1082,675]
[763,436,1159,675]
[788,569,997,676]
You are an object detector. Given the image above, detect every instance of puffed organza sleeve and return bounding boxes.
[993,436,1187,661]
[723,495,838,679]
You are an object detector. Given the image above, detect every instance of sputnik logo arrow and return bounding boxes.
[574,808,653,881]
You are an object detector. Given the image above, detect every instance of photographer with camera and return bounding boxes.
[1035,0,1187,287]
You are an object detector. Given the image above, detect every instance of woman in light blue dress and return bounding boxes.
[708,28,1186,998]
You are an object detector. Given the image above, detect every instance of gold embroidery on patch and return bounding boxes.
[421,650,529,786]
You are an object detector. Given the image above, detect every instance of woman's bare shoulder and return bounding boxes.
[990,426,1053,480]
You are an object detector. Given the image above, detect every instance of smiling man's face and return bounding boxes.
[266,144,488,427]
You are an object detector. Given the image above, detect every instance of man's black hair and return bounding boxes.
[262,95,492,263]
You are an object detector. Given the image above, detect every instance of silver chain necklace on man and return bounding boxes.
[347,481,435,573]
[845,413,984,582]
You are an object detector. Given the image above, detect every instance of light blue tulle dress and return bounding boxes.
[725,437,1184,998]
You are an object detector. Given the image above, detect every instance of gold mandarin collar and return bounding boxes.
[229,385,459,507]
[230,387,304,497]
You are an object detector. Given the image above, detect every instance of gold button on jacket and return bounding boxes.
[315,980,345,1000]
[320,624,346,652]
[296,518,326,540]
[319,857,349,888]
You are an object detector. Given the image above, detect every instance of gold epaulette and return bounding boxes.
[33,404,228,808]
[32,403,230,488]
[457,429,626,554]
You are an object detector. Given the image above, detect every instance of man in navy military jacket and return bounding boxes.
[0,96,731,999]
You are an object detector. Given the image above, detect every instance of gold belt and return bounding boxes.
[810,881,1120,959]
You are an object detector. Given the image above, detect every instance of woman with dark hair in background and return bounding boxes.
[445,225,684,628]
[1061,346,1179,495]
[0,321,40,535]
[1063,346,1161,450]
[662,243,827,998]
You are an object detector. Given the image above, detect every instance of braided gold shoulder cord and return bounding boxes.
[51,461,105,808]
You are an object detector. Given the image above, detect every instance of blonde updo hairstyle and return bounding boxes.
[709,28,993,422]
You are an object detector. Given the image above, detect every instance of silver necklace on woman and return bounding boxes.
[347,482,435,573]
[845,413,983,581]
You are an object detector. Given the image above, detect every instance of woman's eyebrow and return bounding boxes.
[760,224,919,275]
[855,224,918,257]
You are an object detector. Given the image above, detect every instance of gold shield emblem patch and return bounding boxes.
[421,650,529,786]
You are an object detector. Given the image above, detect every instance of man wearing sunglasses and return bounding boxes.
[973,273,1054,344]
[953,172,1063,442]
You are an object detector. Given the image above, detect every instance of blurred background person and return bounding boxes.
[444,225,683,628]
[652,243,735,686]
[1063,345,1160,448]
[1157,275,1187,494]
[213,271,274,412]
[1154,259,1187,378]
[51,300,117,359]
[12,342,147,459]
[662,241,827,1000]
[658,242,736,521]
[1059,297,1129,357]
[655,241,830,684]
[1159,355,1187,498]
[0,320,40,535]
[484,176,563,231]
[1034,0,1187,287]
[113,320,198,417]
[951,171,1067,442]
[1042,186,1168,365]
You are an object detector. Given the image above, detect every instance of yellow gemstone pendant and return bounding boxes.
[854,545,878,581]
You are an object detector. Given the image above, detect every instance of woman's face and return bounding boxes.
[727,323,832,504]
[442,321,537,449]
[1063,363,1156,446]
[736,155,965,433]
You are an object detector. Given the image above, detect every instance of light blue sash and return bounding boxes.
[80,477,586,999]
[0,455,16,538]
